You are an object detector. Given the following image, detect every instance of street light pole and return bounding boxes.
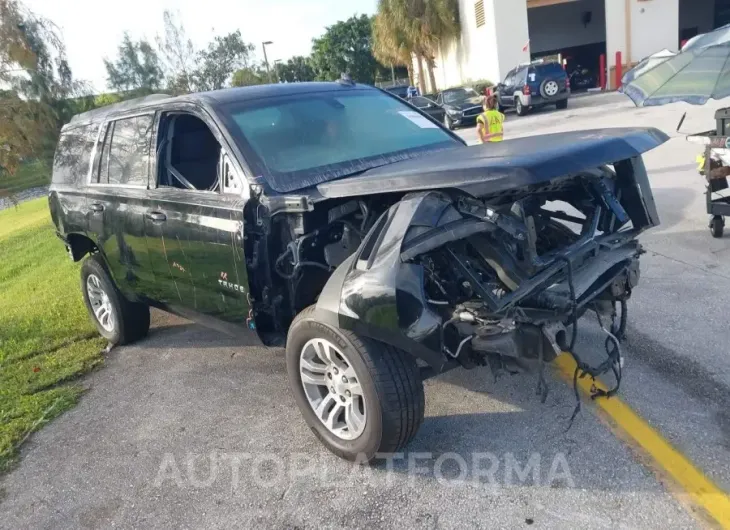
[262,41,273,83]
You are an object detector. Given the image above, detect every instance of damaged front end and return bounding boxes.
[315,155,659,395]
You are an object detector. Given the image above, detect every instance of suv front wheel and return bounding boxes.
[286,306,425,462]
[81,254,150,345]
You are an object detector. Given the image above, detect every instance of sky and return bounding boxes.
[24,0,378,92]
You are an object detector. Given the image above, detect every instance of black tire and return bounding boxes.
[539,78,561,100]
[710,215,724,238]
[286,306,425,463]
[80,253,150,345]
[515,97,528,116]
[556,99,568,110]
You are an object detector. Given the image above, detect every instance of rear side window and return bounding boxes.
[97,114,154,186]
[530,63,565,80]
[52,124,98,185]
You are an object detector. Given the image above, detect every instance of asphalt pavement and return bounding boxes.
[1,92,729,529]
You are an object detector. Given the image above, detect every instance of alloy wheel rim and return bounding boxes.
[86,274,115,332]
[299,338,366,440]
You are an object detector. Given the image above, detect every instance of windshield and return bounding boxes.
[443,88,479,104]
[386,85,409,98]
[222,90,460,193]
[410,96,434,108]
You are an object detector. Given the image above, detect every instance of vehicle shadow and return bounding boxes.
[649,186,696,232]
[368,359,658,494]
[132,309,663,495]
[139,309,264,349]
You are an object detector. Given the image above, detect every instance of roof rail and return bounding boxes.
[67,93,173,126]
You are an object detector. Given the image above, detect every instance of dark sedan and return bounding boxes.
[435,87,483,130]
[409,96,446,122]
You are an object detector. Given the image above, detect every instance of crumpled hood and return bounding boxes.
[315,127,669,200]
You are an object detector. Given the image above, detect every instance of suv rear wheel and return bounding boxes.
[286,306,425,462]
[540,79,560,99]
[515,97,528,116]
[81,254,150,345]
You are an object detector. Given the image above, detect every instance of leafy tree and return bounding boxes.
[376,0,460,93]
[373,2,415,86]
[276,55,315,83]
[193,30,254,91]
[277,56,313,83]
[310,15,385,85]
[231,65,267,87]
[104,33,164,94]
[155,10,195,94]
[1,0,85,179]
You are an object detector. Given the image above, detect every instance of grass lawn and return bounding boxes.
[0,198,106,472]
[0,160,52,194]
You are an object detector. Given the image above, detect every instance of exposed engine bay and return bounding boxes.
[243,144,658,413]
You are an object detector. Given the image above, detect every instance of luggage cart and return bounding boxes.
[686,108,730,238]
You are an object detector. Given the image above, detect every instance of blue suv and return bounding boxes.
[496,61,570,116]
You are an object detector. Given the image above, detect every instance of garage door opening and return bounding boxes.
[679,0,725,47]
[527,0,606,90]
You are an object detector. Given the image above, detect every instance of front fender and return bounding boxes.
[314,191,480,371]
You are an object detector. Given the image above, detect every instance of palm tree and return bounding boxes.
[374,0,460,94]
[373,1,415,87]
[422,0,460,92]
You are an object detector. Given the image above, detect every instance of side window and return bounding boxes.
[516,68,528,85]
[157,113,224,192]
[96,114,154,186]
[52,124,98,185]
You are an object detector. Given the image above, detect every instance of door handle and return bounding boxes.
[146,211,167,222]
[90,203,104,212]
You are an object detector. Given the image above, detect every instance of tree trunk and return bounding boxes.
[407,65,414,86]
[426,56,437,94]
[415,52,427,95]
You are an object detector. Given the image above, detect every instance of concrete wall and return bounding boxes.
[631,0,679,60]
[491,0,531,80]
[527,0,606,54]
[434,0,514,90]
[606,0,679,87]
[679,0,715,35]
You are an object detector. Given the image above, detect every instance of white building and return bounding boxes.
[429,0,724,91]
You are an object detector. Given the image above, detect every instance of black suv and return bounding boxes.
[50,82,665,462]
[496,61,570,116]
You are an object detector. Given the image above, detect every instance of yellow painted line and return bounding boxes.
[555,353,730,528]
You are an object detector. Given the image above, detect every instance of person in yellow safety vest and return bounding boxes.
[476,95,505,143]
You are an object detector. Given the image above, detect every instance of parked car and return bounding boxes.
[409,95,446,122]
[50,81,666,463]
[496,60,570,116]
[434,86,484,129]
[383,84,410,99]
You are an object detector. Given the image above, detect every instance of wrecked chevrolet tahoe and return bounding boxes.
[49,81,667,461]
